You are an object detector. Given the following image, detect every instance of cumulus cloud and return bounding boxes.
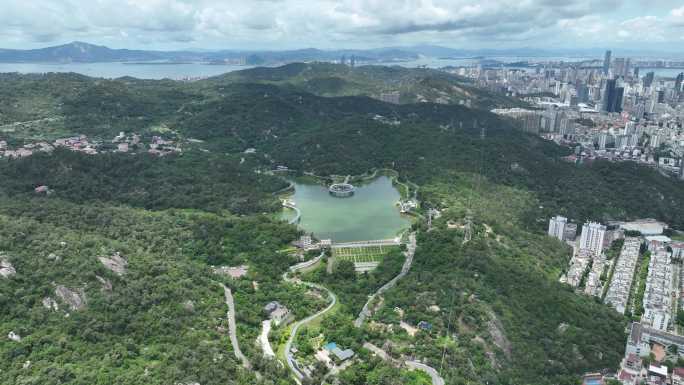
[669,5,684,27]
[0,0,681,49]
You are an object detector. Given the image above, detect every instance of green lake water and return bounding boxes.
[281,176,411,242]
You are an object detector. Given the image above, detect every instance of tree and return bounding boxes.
[335,260,357,281]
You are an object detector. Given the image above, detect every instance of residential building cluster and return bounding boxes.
[642,247,673,331]
[562,248,595,288]
[584,252,607,297]
[617,323,684,384]
[556,218,608,296]
[483,51,684,181]
[548,215,578,242]
[604,237,642,315]
[550,215,684,385]
[0,132,182,159]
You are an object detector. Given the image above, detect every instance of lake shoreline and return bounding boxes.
[278,172,413,242]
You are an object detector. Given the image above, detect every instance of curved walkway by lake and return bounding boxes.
[282,201,301,225]
[273,180,295,196]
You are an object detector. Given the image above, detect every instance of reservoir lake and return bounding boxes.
[281,176,411,242]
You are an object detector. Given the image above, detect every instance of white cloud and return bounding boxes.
[0,0,680,50]
[669,5,684,26]
[617,16,665,41]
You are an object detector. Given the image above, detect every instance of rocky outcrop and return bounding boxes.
[55,285,87,311]
[96,275,113,293]
[42,297,59,311]
[7,331,21,342]
[486,310,511,360]
[183,300,195,312]
[0,255,16,278]
[98,252,127,275]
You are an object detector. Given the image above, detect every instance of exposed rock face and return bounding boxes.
[183,300,195,312]
[42,297,59,311]
[96,275,113,293]
[8,331,21,342]
[0,256,16,278]
[487,311,512,360]
[55,285,87,310]
[47,253,61,262]
[98,252,128,276]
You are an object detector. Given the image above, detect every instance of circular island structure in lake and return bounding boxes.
[328,183,355,197]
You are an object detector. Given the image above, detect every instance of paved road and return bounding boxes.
[288,251,324,272]
[221,284,251,369]
[406,361,446,385]
[282,252,337,383]
[354,233,416,328]
[0,117,61,129]
[259,320,276,358]
[363,342,395,363]
[364,342,444,385]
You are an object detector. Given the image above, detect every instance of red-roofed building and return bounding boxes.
[673,367,684,385]
[618,369,636,385]
[624,353,642,372]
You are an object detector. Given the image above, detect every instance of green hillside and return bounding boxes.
[1,68,683,384]
[209,62,526,110]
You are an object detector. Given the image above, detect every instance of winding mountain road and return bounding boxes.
[282,252,337,383]
[364,342,445,385]
[221,283,252,370]
[406,361,446,385]
[354,232,416,328]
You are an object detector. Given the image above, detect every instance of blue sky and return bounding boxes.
[0,0,682,51]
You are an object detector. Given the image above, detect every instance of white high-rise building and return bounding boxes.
[548,216,567,241]
[624,121,636,135]
[650,134,661,148]
[580,222,607,255]
[642,247,673,331]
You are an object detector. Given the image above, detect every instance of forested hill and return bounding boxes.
[208,62,525,110]
[1,70,684,227]
[1,69,683,385]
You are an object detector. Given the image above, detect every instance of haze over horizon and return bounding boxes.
[1,0,683,52]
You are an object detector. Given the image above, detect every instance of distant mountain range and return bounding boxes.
[0,41,594,64]
[0,41,678,64]
[0,42,423,64]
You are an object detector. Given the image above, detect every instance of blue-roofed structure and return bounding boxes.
[323,342,354,361]
[323,342,337,351]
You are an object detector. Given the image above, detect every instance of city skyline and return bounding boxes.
[1,0,684,52]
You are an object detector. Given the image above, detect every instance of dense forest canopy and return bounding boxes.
[1,65,683,384]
